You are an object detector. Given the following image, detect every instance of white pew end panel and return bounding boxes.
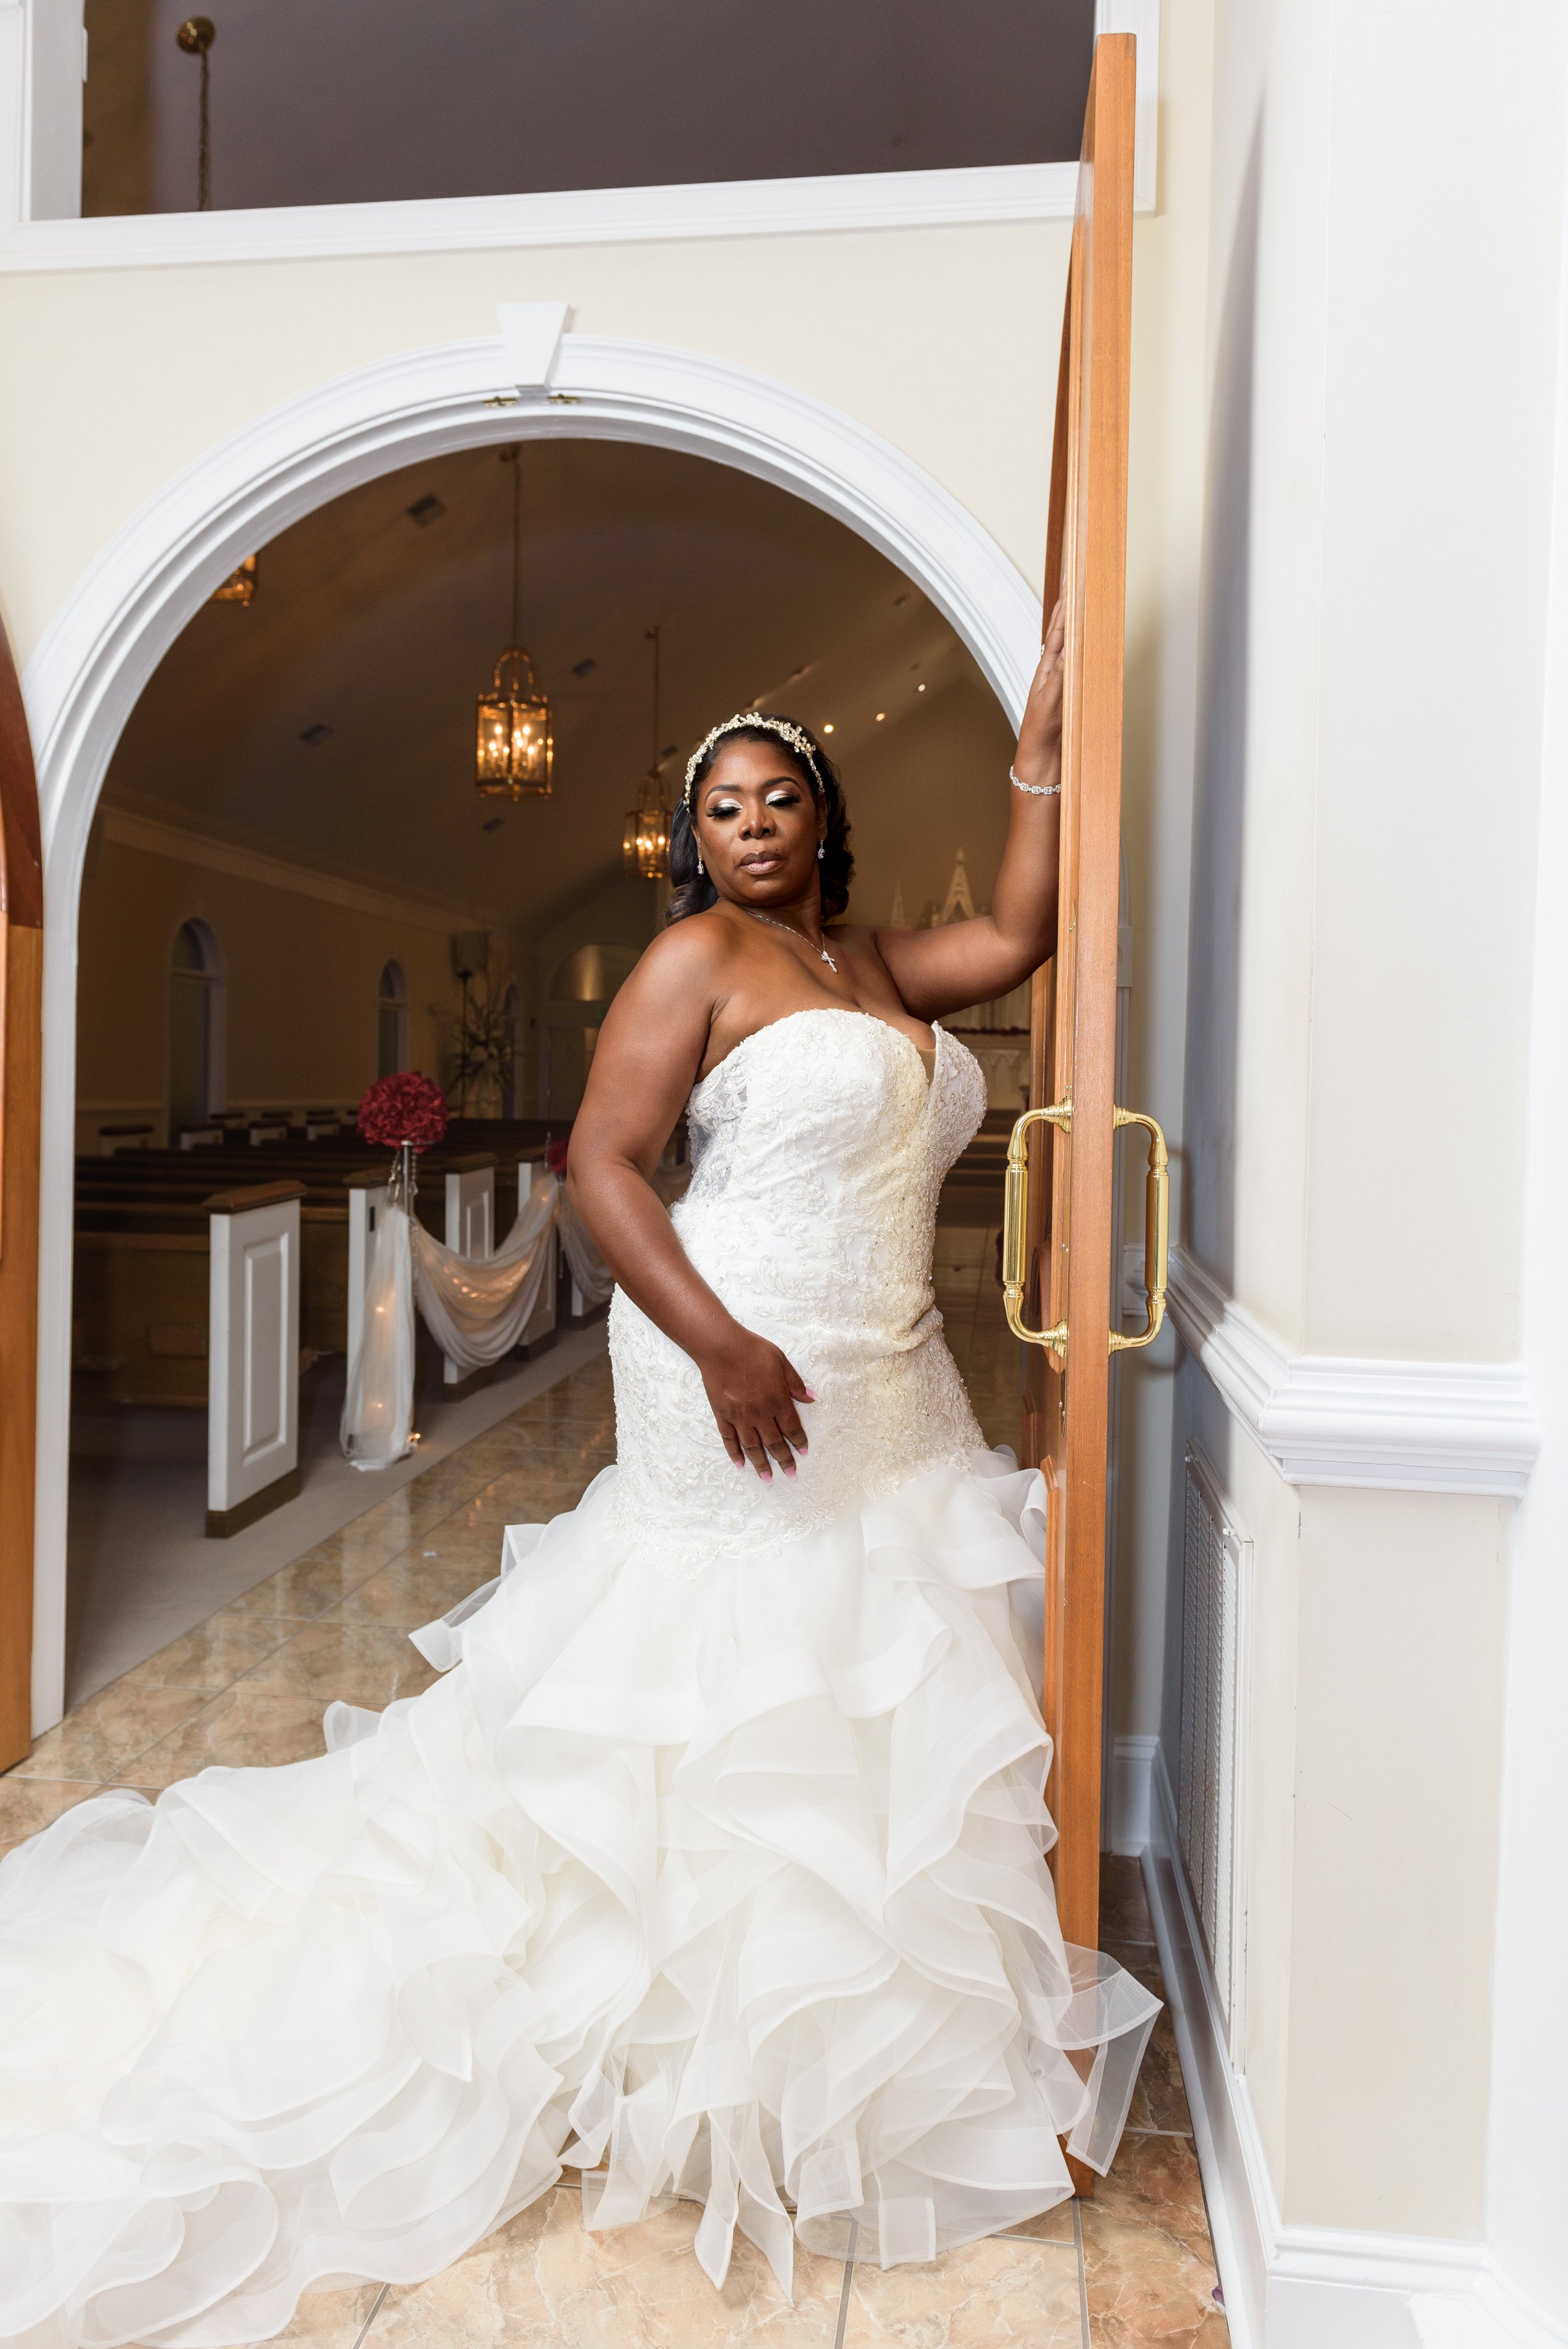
[206,1180,305,1537]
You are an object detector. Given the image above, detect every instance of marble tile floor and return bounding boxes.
[5,1350,618,1832]
[65,1322,614,1707]
[3,1320,1227,2344]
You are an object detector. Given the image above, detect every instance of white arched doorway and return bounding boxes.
[21,331,1040,1731]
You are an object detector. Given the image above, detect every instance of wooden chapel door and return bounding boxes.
[1003,33,1166,1983]
[0,622,42,1772]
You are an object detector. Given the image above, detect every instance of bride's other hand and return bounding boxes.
[700,1328,814,1480]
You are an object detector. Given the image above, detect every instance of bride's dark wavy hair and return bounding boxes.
[664,718,854,926]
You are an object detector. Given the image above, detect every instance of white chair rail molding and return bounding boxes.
[1129,1245,1542,1500]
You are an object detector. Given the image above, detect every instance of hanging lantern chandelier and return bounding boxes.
[622,625,672,879]
[475,447,553,799]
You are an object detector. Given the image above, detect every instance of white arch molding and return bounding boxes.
[21,330,1042,1730]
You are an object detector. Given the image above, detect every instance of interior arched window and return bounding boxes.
[377,960,408,1078]
[168,919,224,1140]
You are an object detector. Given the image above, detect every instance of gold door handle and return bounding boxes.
[1003,1101,1071,1355]
[1110,1106,1168,1352]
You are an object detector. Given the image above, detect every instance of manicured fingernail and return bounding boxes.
[782,1463,797,1478]
[803,1389,817,1402]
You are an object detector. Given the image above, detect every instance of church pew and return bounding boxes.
[75,1189,349,1364]
[72,1180,307,1535]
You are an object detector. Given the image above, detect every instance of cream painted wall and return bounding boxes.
[1285,1484,1507,2237]
[1478,45,1568,2323]
[0,223,1064,676]
[75,835,465,1142]
[1303,9,1560,1364]
[1187,0,1563,1366]
[1170,1400,1512,2240]
[1159,0,1568,2260]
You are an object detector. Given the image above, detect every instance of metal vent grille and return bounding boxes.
[1178,1445,1251,2064]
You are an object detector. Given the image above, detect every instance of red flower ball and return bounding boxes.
[357,1073,449,1152]
[546,1138,569,1176]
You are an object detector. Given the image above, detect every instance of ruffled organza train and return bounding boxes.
[0,1446,1157,2348]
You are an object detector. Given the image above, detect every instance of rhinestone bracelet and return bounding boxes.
[1009,765,1062,798]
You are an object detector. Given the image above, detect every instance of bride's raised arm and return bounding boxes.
[874,598,1065,1023]
[567,918,814,1482]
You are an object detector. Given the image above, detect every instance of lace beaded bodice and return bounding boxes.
[608,1008,990,1577]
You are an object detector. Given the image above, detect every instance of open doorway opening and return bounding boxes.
[58,432,1025,1745]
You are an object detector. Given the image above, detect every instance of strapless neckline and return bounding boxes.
[694,1004,943,1098]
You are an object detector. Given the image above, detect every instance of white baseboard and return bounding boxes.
[1412,2289,1566,2349]
[1135,1742,1545,2349]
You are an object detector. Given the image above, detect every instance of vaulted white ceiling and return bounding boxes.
[102,437,996,931]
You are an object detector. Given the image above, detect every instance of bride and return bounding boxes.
[0,608,1157,2346]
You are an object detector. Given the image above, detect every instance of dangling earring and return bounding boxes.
[697,852,704,876]
[817,843,825,861]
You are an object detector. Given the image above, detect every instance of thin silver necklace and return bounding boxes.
[745,908,838,973]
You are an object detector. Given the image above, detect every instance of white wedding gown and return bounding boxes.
[0,1009,1158,2348]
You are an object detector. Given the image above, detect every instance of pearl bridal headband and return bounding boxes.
[684,713,824,807]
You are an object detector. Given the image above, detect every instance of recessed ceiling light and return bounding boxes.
[823,723,835,734]
[876,711,886,722]
[406,495,446,528]
[299,722,334,746]
[917,682,926,693]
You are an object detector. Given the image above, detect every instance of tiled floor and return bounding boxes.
[2,1338,1229,2345]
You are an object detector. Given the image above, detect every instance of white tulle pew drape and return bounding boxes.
[416,1178,558,1371]
[340,1200,418,1471]
[341,1175,612,1471]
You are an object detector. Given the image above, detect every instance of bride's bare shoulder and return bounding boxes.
[621,910,743,1011]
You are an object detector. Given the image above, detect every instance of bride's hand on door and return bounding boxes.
[872,594,1065,1022]
[699,1327,815,1480]
[1011,592,1066,788]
